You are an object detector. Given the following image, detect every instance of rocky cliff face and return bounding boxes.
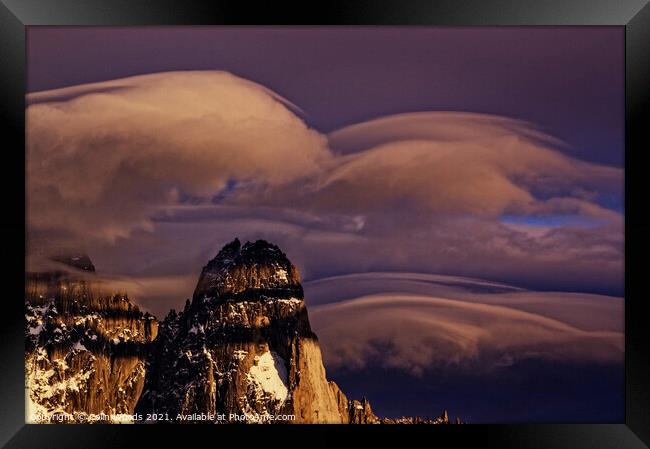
[136,239,346,423]
[25,257,157,423]
[25,242,460,424]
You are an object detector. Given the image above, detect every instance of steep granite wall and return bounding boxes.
[137,239,346,423]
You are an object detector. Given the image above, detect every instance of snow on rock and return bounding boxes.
[137,239,349,423]
[233,350,248,361]
[275,267,289,283]
[275,298,303,307]
[25,261,159,423]
[247,350,288,404]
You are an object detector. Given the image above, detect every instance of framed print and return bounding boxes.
[1,0,649,448]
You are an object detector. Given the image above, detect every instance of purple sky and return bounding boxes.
[28,27,624,166]
[26,27,624,422]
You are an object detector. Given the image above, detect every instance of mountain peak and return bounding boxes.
[50,253,96,272]
[206,238,288,269]
[193,238,303,302]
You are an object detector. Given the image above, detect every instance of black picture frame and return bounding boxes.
[1,1,649,448]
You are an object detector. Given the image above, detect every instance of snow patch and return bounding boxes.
[275,268,288,282]
[233,350,248,361]
[247,350,288,404]
[276,298,303,306]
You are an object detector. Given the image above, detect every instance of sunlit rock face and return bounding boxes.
[25,257,157,423]
[136,239,346,423]
[192,238,304,302]
[24,242,457,424]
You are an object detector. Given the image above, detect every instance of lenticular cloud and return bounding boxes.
[306,273,623,375]
[27,71,330,244]
[26,70,623,304]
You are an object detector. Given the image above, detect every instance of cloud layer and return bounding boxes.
[25,69,626,399]
[315,113,622,219]
[27,71,330,244]
[306,273,623,376]
[27,70,623,304]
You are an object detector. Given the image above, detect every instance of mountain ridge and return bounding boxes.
[25,239,460,424]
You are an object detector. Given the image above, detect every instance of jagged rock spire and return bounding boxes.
[192,238,303,302]
[137,237,344,423]
[50,254,96,272]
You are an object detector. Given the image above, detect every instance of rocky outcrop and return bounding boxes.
[25,256,157,423]
[136,239,345,423]
[380,409,462,424]
[49,254,96,272]
[192,239,303,302]
[25,242,461,424]
[329,381,351,424]
[348,397,380,424]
